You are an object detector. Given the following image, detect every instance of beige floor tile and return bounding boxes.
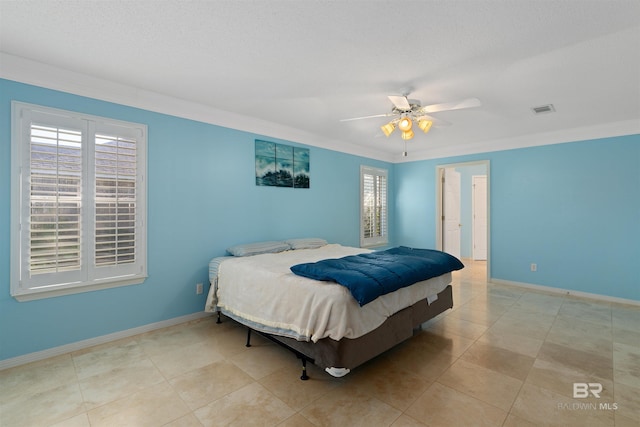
[614,382,640,422]
[79,357,165,409]
[525,358,614,400]
[558,298,612,326]
[3,261,637,427]
[277,413,317,427]
[437,358,523,411]
[150,339,225,379]
[536,341,614,381]
[0,382,85,427]
[424,314,488,340]
[194,382,295,427]
[476,328,544,358]
[447,303,504,326]
[511,383,614,427]
[405,382,507,427]
[613,342,640,388]
[200,320,261,358]
[615,413,640,427]
[87,381,190,427]
[545,316,613,357]
[72,338,146,380]
[460,341,536,380]
[138,324,206,357]
[501,413,539,427]
[613,325,640,346]
[484,285,526,301]
[300,383,402,427]
[411,328,476,358]
[516,291,565,309]
[390,414,428,427]
[48,413,91,427]
[229,342,298,380]
[169,359,254,410]
[259,364,340,411]
[457,295,514,317]
[611,305,640,331]
[490,310,555,340]
[549,312,612,339]
[345,361,432,411]
[385,340,459,383]
[0,354,78,401]
[162,412,205,427]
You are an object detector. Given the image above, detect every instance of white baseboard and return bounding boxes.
[0,311,213,371]
[490,278,640,307]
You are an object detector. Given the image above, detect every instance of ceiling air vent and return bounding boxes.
[532,104,555,114]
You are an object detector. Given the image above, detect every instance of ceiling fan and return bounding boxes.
[341,95,481,141]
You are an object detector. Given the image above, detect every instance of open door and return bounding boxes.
[443,168,461,259]
[472,175,487,260]
[436,161,490,280]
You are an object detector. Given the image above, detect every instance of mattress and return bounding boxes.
[205,244,450,342]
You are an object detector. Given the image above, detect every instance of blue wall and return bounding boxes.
[0,79,393,361]
[394,135,640,301]
[2,78,638,362]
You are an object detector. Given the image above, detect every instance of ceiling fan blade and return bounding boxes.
[415,114,451,127]
[339,112,396,122]
[419,97,481,114]
[388,95,411,111]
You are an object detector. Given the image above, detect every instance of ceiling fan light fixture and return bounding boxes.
[417,119,433,133]
[401,129,414,140]
[398,116,412,132]
[380,122,396,137]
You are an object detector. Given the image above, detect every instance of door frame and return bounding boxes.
[472,174,487,261]
[435,160,491,280]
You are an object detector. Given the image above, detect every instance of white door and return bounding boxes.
[472,175,487,260]
[443,168,461,259]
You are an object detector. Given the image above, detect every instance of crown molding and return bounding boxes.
[3,52,636,165]
[0,53,394,162]
[395,119,640,163]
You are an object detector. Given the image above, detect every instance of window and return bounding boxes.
[10,102,147,301]
[360,165,388,247]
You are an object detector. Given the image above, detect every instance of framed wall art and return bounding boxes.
[255,140,309,188]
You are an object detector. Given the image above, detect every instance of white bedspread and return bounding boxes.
[205,244,451,342]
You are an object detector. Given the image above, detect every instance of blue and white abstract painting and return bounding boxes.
[255,140,309,188]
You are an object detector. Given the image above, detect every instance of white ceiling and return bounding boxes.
[1,0,639,162]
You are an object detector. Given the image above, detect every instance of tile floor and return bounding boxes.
[1,260,639,426]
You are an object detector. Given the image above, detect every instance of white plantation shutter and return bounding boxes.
[94,132,138,268]
[28,122,83,277]
[11,103,147,301]
[360,166,388,247]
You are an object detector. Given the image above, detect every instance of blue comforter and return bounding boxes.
[290,246,464,306]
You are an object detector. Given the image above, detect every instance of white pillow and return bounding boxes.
[285,238,328,250]
[226,241,290,257]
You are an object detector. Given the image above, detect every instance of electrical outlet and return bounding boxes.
[530,263,537,272]
[196,283,203,295]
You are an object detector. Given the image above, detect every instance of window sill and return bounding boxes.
[12,275,148,302]
[360,240,389,249]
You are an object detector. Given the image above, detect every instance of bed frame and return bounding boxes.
[217,284,453,380]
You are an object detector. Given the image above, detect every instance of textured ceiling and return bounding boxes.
[1,0,639,161]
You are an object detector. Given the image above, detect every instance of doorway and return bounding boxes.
[436,160,490,278]
[472,175,487,260]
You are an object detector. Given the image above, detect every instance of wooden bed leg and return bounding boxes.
[216,311,222,324]
[299,356,309,381]
[246,328,252,347]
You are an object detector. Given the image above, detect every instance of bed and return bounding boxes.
[205,239,463,379]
